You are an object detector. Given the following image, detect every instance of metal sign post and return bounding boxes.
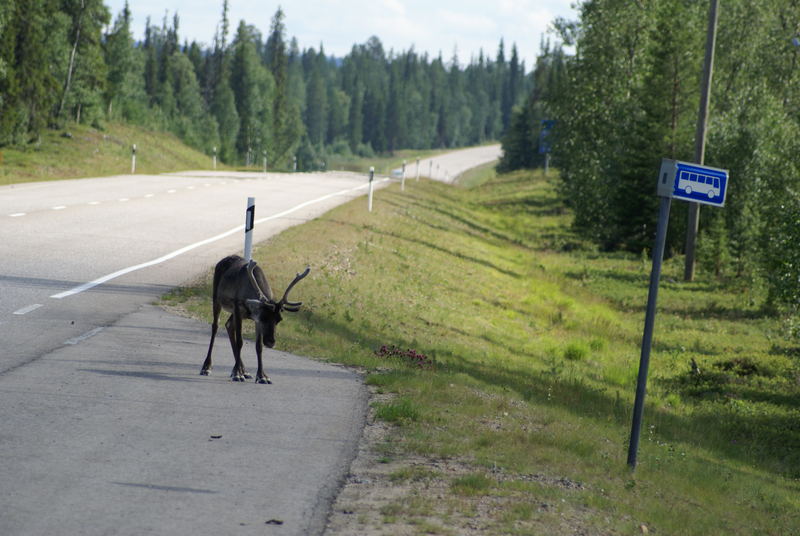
[539,120,555,175]
[131,144,137,174]
[628,159,728,469]
[244,197,255,261]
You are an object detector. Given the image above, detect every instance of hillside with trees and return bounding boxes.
[500,0,800,336]
[0,0,527,169]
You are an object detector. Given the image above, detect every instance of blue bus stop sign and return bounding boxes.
[539,120,556,154]
[657,158,728,207]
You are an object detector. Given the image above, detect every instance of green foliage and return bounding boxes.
[543,0,800,320]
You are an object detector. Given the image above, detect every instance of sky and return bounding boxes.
[104,0,578,69]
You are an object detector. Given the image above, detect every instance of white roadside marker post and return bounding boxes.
[429,160,433,178]
[244,197,255,262]
[368,167,375,213]
[416,158,420,181]
[213,146,217,170]
[263,151,267,174]
[401,160,406,191]
[131,144,136,174]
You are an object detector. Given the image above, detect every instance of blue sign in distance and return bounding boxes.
[539,119,556,154]
[657,158,728,207]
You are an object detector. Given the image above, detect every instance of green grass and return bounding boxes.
[0,122,221,185]
[163,168,800,534]
[454,159,497,188]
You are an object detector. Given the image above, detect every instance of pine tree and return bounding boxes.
[0,0,64,143]
[57,0,111,125]
[304,46,328,147]
[265,7,302,163]
[231,20,273,160]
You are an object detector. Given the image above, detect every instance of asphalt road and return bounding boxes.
[418,144,502,183]
[0,145,500,535]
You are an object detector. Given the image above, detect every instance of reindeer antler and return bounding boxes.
[278,266,310,312]
[247,260,274,307]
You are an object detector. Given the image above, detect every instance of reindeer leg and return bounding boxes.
[225,313,246,382]
[237,313,252,380]
[254,326,271,384]
[200,302,221,375]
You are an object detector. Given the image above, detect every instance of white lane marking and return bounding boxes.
[89,201,100,205]
[145,194,155,198]
[64,327,104,345]
[52,205,66,210]
[13,304,43,315]
[119,198,130,202]
[10,213,26,217]
[49,180,386,299]
[187,186,195,190]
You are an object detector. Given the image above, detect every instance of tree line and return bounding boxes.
[501,0,800,327]
[0,0,529,169]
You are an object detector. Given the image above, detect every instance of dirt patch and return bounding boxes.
[324,387,598,536]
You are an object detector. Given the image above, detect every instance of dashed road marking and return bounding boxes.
[13,304,43,315]
[64,327,104,346]
[52,205,66,210]
[9,213,26,217]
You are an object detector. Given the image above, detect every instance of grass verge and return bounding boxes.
[163,169,800,534]
[0,122,220,185]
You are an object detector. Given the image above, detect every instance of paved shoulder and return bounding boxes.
[0,304,367,536]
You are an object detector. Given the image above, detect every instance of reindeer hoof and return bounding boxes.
[231,375,245,382]
[200,369,210,376]
[243,372,253,380]
[256,376,272,384]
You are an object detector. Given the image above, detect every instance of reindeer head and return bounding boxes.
[245,261,310,348]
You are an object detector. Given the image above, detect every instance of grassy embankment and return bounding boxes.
[164,165,799,534]
[0,122,221,185]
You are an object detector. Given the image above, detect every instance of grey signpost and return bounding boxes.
[627,158,728,469]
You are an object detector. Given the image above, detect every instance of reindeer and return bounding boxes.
[200,255,310,384]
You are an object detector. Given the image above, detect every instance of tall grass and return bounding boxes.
[165,168,800,534]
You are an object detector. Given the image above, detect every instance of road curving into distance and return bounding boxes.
[0,144,501,535]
